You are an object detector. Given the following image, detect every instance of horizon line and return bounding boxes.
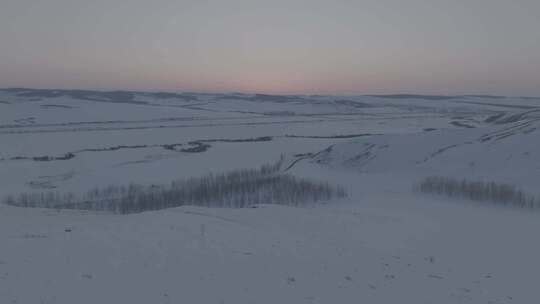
[2,87,539,99]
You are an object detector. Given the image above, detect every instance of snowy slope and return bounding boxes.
[312,108,540,193]
[2,198,539,304]
[1,89,540,303]
[3,89,513,196]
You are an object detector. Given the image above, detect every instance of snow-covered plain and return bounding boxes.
[1,89,540,303]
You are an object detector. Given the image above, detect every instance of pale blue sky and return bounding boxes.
[1,0,539,95]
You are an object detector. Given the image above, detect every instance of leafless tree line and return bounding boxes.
[2,157,346,214]
[414,176,540,209]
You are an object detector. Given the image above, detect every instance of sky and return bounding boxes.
[0,0,539,96]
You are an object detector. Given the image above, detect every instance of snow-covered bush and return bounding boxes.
[2,158,346,214]
[414,176,540,209]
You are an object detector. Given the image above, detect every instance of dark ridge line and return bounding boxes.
[39,104,75,109]
[489,109,540,124]
[75,144,158,153]
[284,134,374,139]
[0,88,198,103]
[333,99,376,108]
[284,145,336,171]
[216,93,311,103]
[196,136,273,143]
[450,121,476,128]
[449,100,538,110]
[479,119,540,142]
[1,136,280,163]
[417,142,474,164]
[3,88,539,100]
[518,96,540,100]
[484,113,506,123]
[366,94,461,100]
[341,143,382,168]
[0,119,334,135]
[462,95,508,99]
[2,143,177,162]
[0,115,270,130]
[0,133,355,163]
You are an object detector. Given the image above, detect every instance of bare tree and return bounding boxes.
[2,157,346,214]
[414,176,540,210]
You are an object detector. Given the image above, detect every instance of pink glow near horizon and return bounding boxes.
[1,0,539,96]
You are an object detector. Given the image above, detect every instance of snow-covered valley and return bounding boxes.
[1,89,540,303]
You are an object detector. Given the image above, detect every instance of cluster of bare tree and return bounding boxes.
[415,176,540,209]
[2,158,346,214]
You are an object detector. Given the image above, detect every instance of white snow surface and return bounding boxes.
[1,89,540,303]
